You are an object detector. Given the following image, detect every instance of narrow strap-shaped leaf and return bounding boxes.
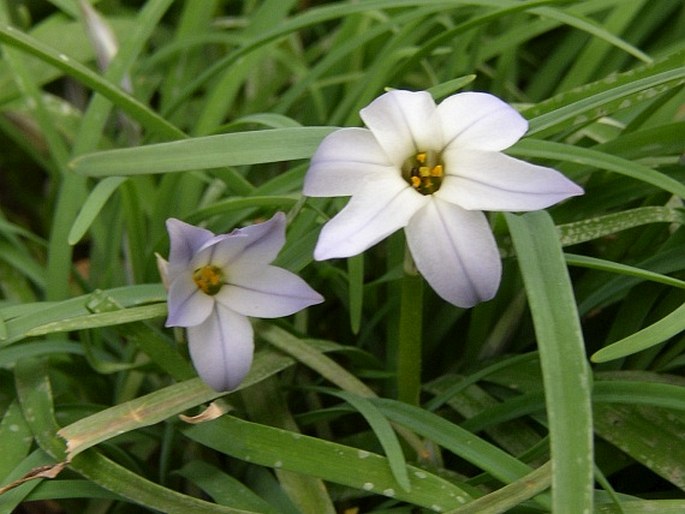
[594,403,685,489]
[592,300,685,362]
[372,398,544,496]
[70,127,337,177]
[511,139,685,199]
[505,211,593,514]
[69,177,128,245]
[2,284,166,345]
[565,253,685,290]
[183,414,472,511]
[446,461,552,514]
[57,349,295,459]
[557,206,685,248]
[322,389,411,492]
[524,49,684,136]
[0,24,184,140]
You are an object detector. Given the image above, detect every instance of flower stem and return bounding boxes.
[397,250,423,405]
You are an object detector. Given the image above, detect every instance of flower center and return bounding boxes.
[402,151,444,195]
[193,265,224,296]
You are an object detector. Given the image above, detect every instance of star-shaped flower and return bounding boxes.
[304,90,583,307]
[160,213,323,391]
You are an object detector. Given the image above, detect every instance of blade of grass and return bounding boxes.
[592,300,685,363]
[565,253,685,290]
[183,414,472,511]
[505,211,593,514]
[68,177,128,245]
[0,24,184,140]
[70,127,337,177]
[511,139,685,199]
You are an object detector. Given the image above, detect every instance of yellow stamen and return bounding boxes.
[403,151,444,195]
[431,164,443,177]
[193,265,224,295]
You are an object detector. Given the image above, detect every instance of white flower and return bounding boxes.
[160,213,323,391]
[304,90,583,307]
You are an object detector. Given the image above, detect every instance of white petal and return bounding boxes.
[405,199,501,308]
[304,128,395,197]
[187,304,254,391]
[437,92,528,152]
[438,149,584,211]
[209,212,287,269]
[360,90,442,166]
[166,273,214,327]
[190,234,242,271]
[314,175,427,260]
[166,218,215,276]
[216,265,323,318]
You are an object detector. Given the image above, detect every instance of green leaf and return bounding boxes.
[70,127,337,177]
[445,461,552,514]
[524,49,685,137]
[594,403,685,489]
[347,254,364,334]
[506,211,593,514]
[512,139,685,199]
[372,398,544,499]
[69,177,128,245]
[557,207,685,248]
[183,414,472,512]
[597,500,685,514]
[0,24,184,140]
[565,253,685,290]
[2,284,166,345]
[176,461,280,514]
[324,389,411,492]
[57,349,295,459]
[0,401,32,479]
[591,301,685,362]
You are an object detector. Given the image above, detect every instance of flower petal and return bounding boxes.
[304,128,395,197]
[165,273,214,327]
[215,212,288,269]
[216,265,323,318]
[438,149,584,211]
[155,253,170,290]
[360,90,442,166]
[405,198,501,307]
[166,218,215,276]
[437,92,528,152]
[314,175,427,260]
[187,304,254,391]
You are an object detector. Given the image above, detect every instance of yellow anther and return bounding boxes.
[403,150,444,195]
[431,164,444,177]
[193,265,224,296]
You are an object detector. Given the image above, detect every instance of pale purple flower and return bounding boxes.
[304,90,583,307]
[160,212,323,391]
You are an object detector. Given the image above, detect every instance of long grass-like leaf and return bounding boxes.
[592,301,685,362]
[183,414,472,512]
[0,24,184,140]
[70,127,336,177]
[506,211,593,514]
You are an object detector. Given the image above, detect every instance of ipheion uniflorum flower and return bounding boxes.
[159,213,323,391]
[304,89,583,307]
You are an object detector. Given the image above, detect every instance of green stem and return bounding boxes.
[397,250,423,405]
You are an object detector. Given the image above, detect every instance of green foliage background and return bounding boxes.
[0,1,683,513]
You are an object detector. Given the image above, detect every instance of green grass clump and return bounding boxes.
[0,1,684,513]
